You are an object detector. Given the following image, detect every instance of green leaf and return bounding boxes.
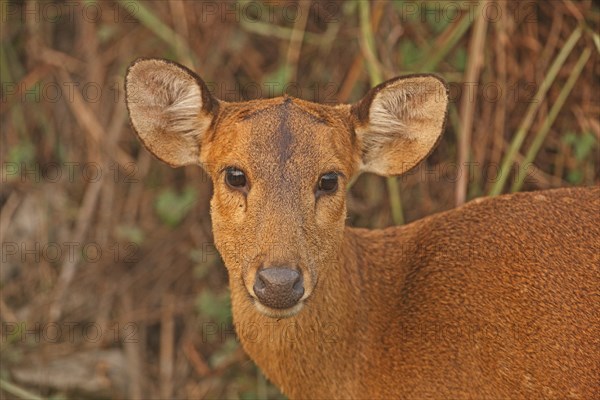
[115,225,145,244]
[400,40,421,67]
[154,186,197,227]
[8,142,35,165]
[262,65,289,97]
[210,338,239,368]
[567,170,583,184]
[453,47,467,71]
[562,131,597,161]
[573,132,596,161]
[196,289,232,325]
[561,132,577,145]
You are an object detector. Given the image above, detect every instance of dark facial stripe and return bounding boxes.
[277,97,293,164]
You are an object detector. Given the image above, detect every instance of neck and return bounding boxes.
[229,228,370,398]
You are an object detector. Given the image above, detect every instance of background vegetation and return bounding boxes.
[1,0,598,399]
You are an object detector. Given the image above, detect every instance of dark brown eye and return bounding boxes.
[317,172,338,194]
[225,167,247,190]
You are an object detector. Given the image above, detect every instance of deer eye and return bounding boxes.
[225,167,247,190]
[317,172,339,194]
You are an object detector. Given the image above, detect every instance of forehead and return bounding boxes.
[210,97,356,177]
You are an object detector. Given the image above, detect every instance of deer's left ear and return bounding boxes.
[350,75,449,176]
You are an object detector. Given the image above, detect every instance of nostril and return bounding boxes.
[254,273,266,291]
[253,267,305,309]
[292,273,304,296]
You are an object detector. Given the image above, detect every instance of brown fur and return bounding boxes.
[125,59,600,399]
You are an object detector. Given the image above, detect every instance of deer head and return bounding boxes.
[125,58,448,319]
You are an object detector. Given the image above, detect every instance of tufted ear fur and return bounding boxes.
[125,58,218,167]
[351,75,449,176]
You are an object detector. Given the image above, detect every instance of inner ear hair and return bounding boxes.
[351,75,449,176]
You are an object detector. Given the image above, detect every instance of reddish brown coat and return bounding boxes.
[126,58,600,399]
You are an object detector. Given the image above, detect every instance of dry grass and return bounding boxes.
[1,1,598,399]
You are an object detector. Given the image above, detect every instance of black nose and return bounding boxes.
[253,267,304,309]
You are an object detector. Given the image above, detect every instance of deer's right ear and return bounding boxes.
[125,58,218,167]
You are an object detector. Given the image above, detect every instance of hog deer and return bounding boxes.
[125,58,599,399]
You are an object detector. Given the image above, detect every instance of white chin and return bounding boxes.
[254,301,304,318]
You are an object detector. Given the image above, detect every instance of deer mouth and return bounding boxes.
[253,299,305,318]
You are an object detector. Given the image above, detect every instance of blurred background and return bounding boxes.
[1,0,598,399]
